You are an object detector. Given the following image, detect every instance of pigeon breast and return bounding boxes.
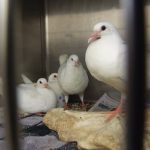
[86,33,127,92]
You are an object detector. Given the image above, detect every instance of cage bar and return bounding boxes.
[123,0,146,150]
[0,0,20,150]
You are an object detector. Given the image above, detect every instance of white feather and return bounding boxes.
[59,54,68,65]
[58,54,89,95]
[58,54,89,106]
[48,73,65,107]
[21,74,33,84]
[17,78,57,113]
[86,22,127,92]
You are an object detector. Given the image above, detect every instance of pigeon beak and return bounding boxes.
[88,31,101,44]
[44,83,48,88]
[34,83,37,87]
[75,60,80,67]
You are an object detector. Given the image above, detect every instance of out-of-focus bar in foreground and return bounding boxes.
[0,0,19,150]
[122,0,146,150]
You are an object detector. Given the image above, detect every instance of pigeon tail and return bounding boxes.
[59,54,68,65]
[21,74,33,84]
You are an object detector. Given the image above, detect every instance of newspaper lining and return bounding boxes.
[88,93,120,112]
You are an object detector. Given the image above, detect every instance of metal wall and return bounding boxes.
[45,0,123,100]
[45,0,150,101]
[14,0,150,101]
[15,0,46,83]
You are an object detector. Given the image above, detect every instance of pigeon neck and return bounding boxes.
[99,32,122,44]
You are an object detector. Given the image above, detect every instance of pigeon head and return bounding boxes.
[68,54,80,67]
[37,78,48,88]
[48,73,58,82]
[88,22,118,44]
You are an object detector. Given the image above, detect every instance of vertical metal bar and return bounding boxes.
[40,0,47,77]
[121,0,146,150]
[45,0,50,76]
[0,0,19,150]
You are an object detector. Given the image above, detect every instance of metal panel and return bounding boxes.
[15,0,46,83]
[45,0,122,100]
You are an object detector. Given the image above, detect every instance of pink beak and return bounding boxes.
[88,31,101,44]
[75,60,80,67]
[44,83,48,88]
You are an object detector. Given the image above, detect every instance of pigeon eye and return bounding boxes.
[101,25,106,31]
[39,81,42,84]
[54,75,57,78]
[71,58,73,61]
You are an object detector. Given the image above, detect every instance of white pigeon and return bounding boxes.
[17,78,57,114]
[85,22,127,121]
[58,54,89,109]
[48,73,65,107]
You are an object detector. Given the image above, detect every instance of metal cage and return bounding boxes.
[0,0,146,150]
